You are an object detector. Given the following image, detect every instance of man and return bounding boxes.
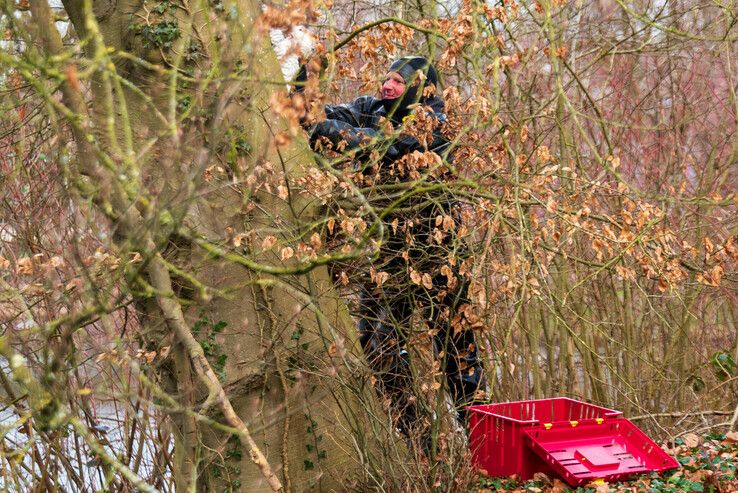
[305,56,486,444]
[310,56,449,161]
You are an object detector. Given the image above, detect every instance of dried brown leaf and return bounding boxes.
[682,433,701,448]
[310,232,322,250]
[280,246,294,260]
[16,257,33,275]
[277,184,289,200]
[262,235,277,250]
[422,273,433,290]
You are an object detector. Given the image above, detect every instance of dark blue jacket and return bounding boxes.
[311,94,451,164]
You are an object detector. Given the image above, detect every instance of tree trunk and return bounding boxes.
[54,0,390,490]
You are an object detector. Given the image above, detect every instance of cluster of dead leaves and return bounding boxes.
[439,13,474,70]
[257,0,320,32]
[336,22,414,93]
[499,154,737,295]
[392,150,442,181]
[0,253,64,276]
[0,248,139,301]
[95,345,171,365]
[295,164,339,204]
[401,105,442,150]
[451,303,485,336]
[355,23,414,60]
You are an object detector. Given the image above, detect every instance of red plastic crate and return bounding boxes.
[524,418,679,486]
[467,398,622,479]
[468,398,679,486]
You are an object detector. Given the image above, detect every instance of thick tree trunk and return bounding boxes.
[54,0,392,490]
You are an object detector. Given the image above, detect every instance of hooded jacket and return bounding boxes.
[312,85,457,267]
[311,94,450,164]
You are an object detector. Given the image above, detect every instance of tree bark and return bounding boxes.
[51,0,388,490]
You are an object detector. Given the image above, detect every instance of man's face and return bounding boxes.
[381,71,406,100]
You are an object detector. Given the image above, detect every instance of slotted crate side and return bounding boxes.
[523,419,679,487]
[469,411,535,477]
[469,398,622,425]
[556,398,622,423]
[607,420,678,472]
[469,413,509,476]
[468,398,625,480]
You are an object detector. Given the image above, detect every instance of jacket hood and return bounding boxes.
[388,56,439,88]
[382,56,442,123]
